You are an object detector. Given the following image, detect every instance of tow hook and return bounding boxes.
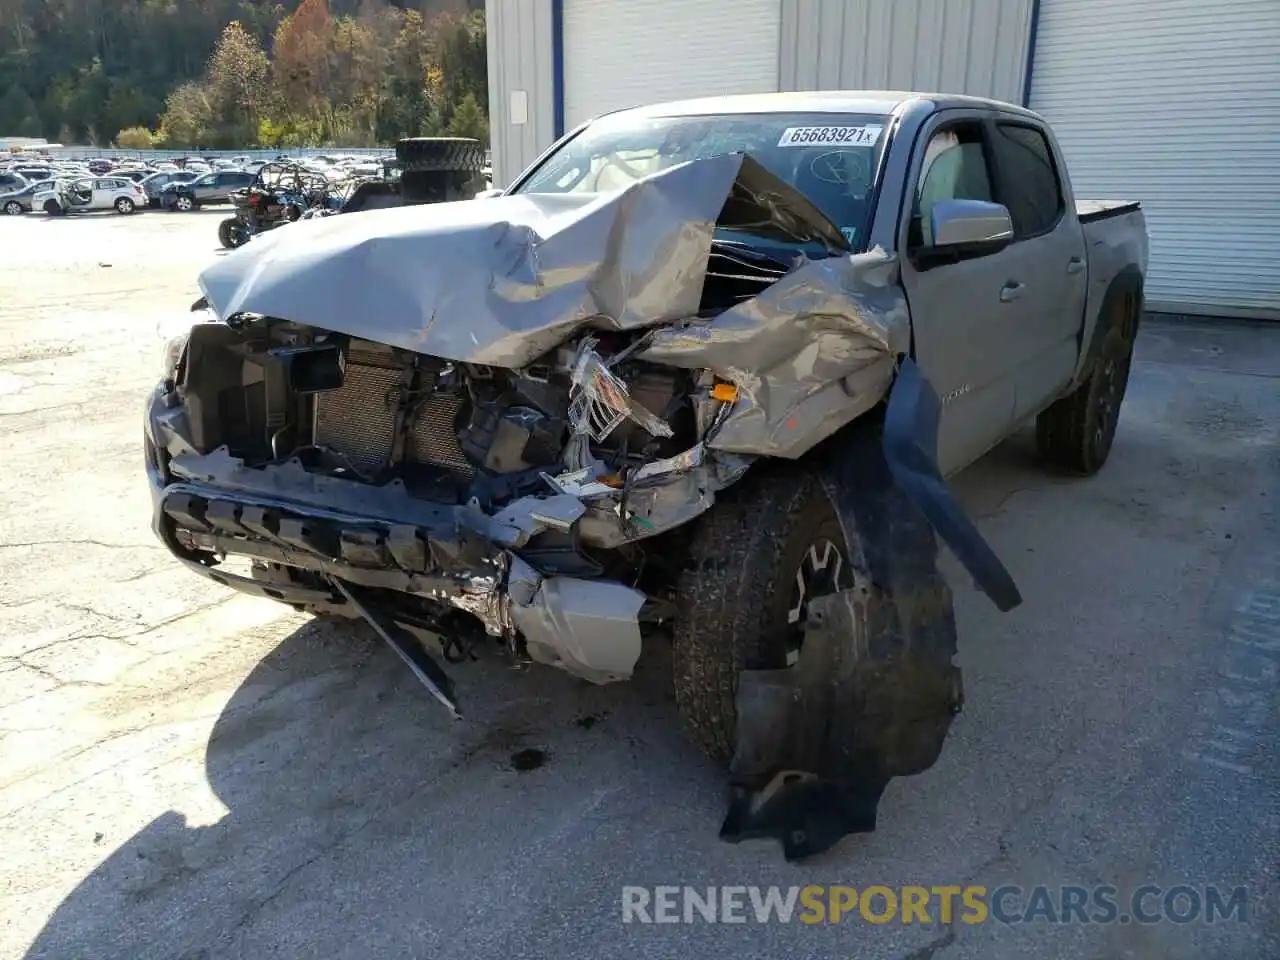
[328,577,462,718]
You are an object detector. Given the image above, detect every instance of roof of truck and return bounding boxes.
[613,90,1041,121]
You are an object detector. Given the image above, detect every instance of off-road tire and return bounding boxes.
[217,217,244,249]
[115,197,135,214]
[1036,295,1139,476]
[283,203,303,222]
[3,200,23,215]
[395,137,486,174]
[672,469,859,764]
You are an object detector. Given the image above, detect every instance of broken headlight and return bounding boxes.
[160,334,186,382]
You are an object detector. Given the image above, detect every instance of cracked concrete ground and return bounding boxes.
[1,210,1278,960]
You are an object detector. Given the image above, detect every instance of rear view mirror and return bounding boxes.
[930,199,1013,250]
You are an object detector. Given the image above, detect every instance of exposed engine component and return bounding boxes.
[176,321,700,513]
[568,336,674,442]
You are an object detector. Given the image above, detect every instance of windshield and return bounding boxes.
[512,111,889,248]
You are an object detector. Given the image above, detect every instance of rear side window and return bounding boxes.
[991,123,1063,237]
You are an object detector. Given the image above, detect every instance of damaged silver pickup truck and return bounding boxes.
[145,92,1148,858]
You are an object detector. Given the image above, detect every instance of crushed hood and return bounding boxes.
[197,154,852,369]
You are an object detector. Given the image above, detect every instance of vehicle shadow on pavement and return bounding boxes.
[21,610,701,959]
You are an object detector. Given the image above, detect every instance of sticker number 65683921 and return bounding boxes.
[776,125,884,147]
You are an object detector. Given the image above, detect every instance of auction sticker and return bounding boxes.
[777,125,883,147]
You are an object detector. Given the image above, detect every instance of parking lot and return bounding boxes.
[2,208,1278,959]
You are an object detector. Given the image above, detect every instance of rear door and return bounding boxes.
[984,119,1087,421]
[898,112,1017,476]
[91,179,118,209]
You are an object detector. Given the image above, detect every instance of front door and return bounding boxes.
[898,116,1017,476]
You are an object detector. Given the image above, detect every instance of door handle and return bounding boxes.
[1067,257,1085,275]
[999,281,1025,302]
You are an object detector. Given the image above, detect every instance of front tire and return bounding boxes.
[672,469,859,763]
[174,194,196,212]
[115,197,135,214]
[3,200,23,215]
[43,199,63,216]
[1036,295,1139,475]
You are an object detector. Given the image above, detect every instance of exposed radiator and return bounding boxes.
[312,362,473,477]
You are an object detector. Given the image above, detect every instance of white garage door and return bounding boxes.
[1030,0,1280,318]
[562,0,781,129]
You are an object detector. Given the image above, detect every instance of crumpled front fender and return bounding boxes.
[721,358,1020,860]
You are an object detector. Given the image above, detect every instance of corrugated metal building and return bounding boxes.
[485,0,1279,319]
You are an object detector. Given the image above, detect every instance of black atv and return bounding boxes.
[217,162,333,249]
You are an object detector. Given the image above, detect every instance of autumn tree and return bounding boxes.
[326,16,381,144]
[158,82,213,148]
[115,126,157,149]
[272,0,334,129]
[376,9,432,141]
[206,21,270,146]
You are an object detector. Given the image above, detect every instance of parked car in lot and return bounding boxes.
[159,170,256,211]
[147,91,1148,858]
[0,178,57,215]
[0,171,28,193]
[141,170,200,208]
[36,176,146,215]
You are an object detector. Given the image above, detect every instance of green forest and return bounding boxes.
[0,0,488,148]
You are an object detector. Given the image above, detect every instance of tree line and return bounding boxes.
[0,0,488,149]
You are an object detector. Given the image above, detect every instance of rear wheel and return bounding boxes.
[672,469,861,763]
[217,217,249,248]
[114,197,135,214]
[1036,294,1139,475]
[174,194,196,212]
[43,199,63,216]
[3,200,23,216]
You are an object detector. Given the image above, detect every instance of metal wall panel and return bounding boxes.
[779,0,1033,104]
[561,0,782,128]
[1031,0,1280,318]
[485,0,556,186]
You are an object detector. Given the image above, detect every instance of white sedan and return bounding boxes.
[34,177,147,215]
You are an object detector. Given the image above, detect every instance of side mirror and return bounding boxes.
[930,199,1013,251]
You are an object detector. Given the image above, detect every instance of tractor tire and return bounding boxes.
[672,468,861,764]
[1036,292,1140,476]
[395,137,486,174]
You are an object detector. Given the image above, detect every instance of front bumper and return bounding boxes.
[144,384,649,684]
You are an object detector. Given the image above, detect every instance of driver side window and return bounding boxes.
[911,122,993,247]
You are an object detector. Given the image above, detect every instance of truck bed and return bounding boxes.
[1077,199,1141,224]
